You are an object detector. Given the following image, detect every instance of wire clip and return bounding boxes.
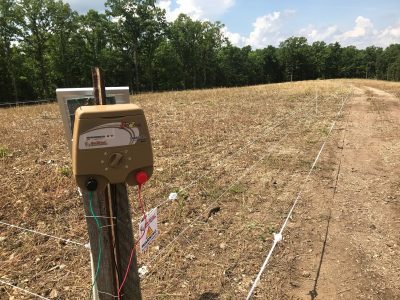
[168,192,178,201]
[273,232,282,243]
[138,265,148,278]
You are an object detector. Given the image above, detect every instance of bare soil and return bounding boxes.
[0,80,399,300]
[286,83,400,300]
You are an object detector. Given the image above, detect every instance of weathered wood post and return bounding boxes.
[87,67,142,299]
[57,68,142,299]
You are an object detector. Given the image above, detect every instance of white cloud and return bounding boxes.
[157,0,234,21]
[381,24,400,38]
[221,27,246,46]
[157,0,171,11]
[299,25,338,43]
[245,12,282,48]
[335,16,400,48]
[221,10,295,49]
[336,16,374,41]
[378,23,400,46]
[299,16,400,48]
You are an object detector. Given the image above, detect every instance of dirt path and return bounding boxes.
[287,85,400,300]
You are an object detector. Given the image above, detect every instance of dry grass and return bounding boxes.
[0,79,361,299]
[348,79,400,99]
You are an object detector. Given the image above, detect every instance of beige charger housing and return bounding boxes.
[72,104,153,191]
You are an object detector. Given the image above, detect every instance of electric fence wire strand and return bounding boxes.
[141,100,322,286]
[0,279,51,300]
[141,93,343,276]
[175,90,342,197]
[143,125,296,272]
[163,110,304,206]
[245,93,350,300]
[136,92,339,224]
[0,220,89,248]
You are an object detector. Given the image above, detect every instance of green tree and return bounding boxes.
[261,46,283,83]
[325,42,342,79]
[387,56,400,81]
[168,15,225,89]
[0,0,21,102]
[340,46,364,78]
[216,44,253,86]
[48,1,79,87]
[363,46,382,79]
[18,0,59,98]
[279,37,313,81]
[376,44,400,80]
[139,5,167,91]
[106,0,166,92]
[198,21,225,87]
[248,49,265,84]
[75,10,128,87]
[169,14,203,89]
[153,40,184,90]
[311,41,329,79]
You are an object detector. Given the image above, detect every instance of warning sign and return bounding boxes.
[139,208,158,252]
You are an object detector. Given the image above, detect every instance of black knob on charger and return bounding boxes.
[86,178,98,191]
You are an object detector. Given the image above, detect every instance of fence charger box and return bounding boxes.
[72,104,153,191]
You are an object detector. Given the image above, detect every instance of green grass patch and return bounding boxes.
[229,183,247,194]
[58,165,72,177]
[0,146,10,158]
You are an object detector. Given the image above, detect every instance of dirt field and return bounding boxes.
[0,79,399,299]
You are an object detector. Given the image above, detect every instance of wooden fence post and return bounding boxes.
[61,68,142,299]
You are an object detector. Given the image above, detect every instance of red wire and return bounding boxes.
[118,184,149,300]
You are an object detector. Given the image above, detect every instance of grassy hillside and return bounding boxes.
[0,80,396,299]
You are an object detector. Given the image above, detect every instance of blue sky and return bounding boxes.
[64,0,400,49]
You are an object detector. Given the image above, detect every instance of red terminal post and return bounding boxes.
[135,171,148,186]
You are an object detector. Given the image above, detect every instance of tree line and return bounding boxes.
[1,0,400,103]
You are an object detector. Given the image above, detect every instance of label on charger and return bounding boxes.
[139,208,158,252]
[79,122,140,149]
